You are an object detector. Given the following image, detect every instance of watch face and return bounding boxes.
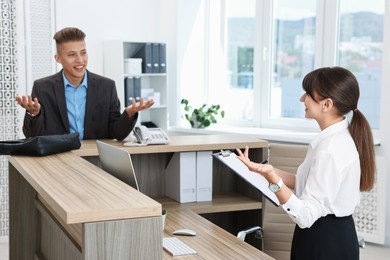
[269,183,280,193]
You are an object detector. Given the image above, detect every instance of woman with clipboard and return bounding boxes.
[236,67,375,260]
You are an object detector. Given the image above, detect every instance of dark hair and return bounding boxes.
[302,66,375,191]
[53,27,86,45]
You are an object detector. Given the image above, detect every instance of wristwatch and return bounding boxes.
[269,178,283,193]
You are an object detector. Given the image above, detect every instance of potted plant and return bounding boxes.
[181,99,225,128]
[162,208,167,231]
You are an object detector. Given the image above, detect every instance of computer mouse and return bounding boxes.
[172,229,197,236]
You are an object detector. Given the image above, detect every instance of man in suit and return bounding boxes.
[16,27,154,140]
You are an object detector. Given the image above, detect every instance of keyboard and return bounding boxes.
[163,237,197,256]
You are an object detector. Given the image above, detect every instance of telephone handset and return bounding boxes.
[133,125,170,145]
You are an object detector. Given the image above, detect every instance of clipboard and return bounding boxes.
[212,150,280,206]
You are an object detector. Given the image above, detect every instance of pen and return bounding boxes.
[220,150,232,157]
[260,159,268,164]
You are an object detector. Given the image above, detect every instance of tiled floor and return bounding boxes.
[1,240,389,259]
[360,242,390,260]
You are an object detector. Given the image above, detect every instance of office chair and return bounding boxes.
[237,142,308,260]
[237,226,263,241]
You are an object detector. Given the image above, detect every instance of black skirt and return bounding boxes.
[290,214,359,260]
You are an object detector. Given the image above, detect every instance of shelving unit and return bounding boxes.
[155,193,262,214]
[103,40,168,131]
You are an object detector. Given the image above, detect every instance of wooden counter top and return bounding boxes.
[8,152,161,224]
[73,134,268,156]
[8,134,271,260]
[7,134,267,226]
[163,209,274,259]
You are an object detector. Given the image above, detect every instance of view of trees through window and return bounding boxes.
[206,0,385,129]
[211,0,383,129]
[235,47,253,88]
[270,0,383,128]
[271,1,317,120]
[337,1,384,128]
[208,0,255,124]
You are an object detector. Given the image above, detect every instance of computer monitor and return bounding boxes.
[96,140,140,191]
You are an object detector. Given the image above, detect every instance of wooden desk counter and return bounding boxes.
[8,152,161,224]
[73,134,268,156]
[8,134,270,260]
[8,152,162,260]
[163,210,274,259]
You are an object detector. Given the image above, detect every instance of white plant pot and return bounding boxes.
[162,213,167,231]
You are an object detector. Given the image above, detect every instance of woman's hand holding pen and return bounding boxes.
[236,145,280,184]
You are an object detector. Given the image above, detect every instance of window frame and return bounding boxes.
[204,0,385,133]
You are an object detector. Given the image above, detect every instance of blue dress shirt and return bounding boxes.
[63,73,88,140]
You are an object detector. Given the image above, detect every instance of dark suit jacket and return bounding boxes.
[23,70,137,140]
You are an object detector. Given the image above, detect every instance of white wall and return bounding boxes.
[55,0,180,125]
[55,0,163,74]
[54,0,390,245]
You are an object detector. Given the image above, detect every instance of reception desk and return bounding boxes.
[8,134,272,259]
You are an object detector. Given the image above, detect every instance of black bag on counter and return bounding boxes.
[0,133,81,156]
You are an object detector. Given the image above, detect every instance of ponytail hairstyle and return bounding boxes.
[302,66,375,191]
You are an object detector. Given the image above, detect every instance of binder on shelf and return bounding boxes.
[133,43,153,73]
[152,43,160,73]
[134,77,141,99]
[159,43,167,73]
[124,76,134,107]
[213,150,280,206]
[124,76,141,106]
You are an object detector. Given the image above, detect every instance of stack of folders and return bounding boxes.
[133,42,166,73]
[165,151,213,203]
[124,77,141,107]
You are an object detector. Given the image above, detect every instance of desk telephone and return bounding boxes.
[132,125,170,145]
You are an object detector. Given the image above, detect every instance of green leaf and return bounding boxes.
[181,99,225,128]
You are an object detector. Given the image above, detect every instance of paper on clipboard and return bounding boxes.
[213,151,280,206]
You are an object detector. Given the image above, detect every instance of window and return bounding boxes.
[337,0,384,128]
[208,0,256,125]
[270,0,317,120]
[179,0,385,130]
[264,0,384,130]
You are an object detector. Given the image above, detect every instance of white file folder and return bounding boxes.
[165,152,196,203]
[196,151,212,201]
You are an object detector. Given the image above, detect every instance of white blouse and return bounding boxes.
[281,118,361,228]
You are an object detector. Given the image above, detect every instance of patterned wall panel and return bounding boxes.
[29,0,54,81]
[354,155,387,244]
[0,0,19,237]
[0,0,53,238]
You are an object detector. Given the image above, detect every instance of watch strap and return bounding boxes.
[269,178,283,193]
[276,178,283,188]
